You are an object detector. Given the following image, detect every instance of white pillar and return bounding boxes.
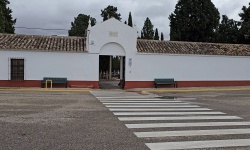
[109,56,112,80]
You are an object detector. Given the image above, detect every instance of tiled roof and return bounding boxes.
[1,34,250,56]
[137,40,250,56]
[0,33,86,52]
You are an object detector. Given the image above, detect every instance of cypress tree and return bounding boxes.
[154,28,159,40]
[128,12,133,27]
[141,17,154,39]
[161,32,164,41]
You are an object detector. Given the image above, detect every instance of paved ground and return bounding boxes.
[1,88,250,150]
[0,91,148,150]
[93,90,250,150]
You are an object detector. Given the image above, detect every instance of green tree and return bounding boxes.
[141,17,154,39]
[0,0,16,33]
[101,5,121,21]
[161,32,164,41]
[216,15,239,43]
[128,12,133,27]
[154,28,159,40]
[68,14,96,37]
[140,31,144,39]
[169,0,220,42]
[238,3,250,44]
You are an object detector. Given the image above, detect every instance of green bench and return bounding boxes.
[41,77,67,88]
[154,78,177,88]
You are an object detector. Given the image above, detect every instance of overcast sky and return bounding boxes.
[8,0,250,40]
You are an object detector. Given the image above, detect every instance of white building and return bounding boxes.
[0,18,250,89]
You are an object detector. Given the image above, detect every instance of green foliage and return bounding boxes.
[101,5,121,21]
[128,12,133,27]
[99,56,120,72]
[169,0,220,42]
[141,17,154,39]
[154,28,159,40]
[161,32,164,41]
[0,0,16,33]
[238,3,250,44]
[68,14,96,37]
[112,56,120,71]
[216,15,239,43]
[140,31,144,39]
[0,9,5,33]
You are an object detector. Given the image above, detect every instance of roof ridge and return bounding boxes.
[138,39,250,46]
[0,33,86,39]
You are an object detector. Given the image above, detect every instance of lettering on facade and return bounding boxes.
[109,31,118,37]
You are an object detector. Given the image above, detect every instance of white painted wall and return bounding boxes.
[127,53,250,81]
[0,50,99,81]
[87,18,137,56]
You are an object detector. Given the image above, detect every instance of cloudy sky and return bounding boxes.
[8,0,250,40]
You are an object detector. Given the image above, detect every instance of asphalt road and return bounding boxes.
[1,89,250,150]
[0,91,148,150]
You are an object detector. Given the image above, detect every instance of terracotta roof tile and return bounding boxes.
[137,40,250,56]
[0,33,86,52]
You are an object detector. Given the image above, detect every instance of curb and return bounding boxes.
[0,88,91,93]
[141,88,250,94]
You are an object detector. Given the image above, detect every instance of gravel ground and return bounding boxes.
[0,91,148,150]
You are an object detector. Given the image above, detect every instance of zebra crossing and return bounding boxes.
[91,91,250,150]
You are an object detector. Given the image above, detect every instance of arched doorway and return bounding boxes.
[99,42,126,89]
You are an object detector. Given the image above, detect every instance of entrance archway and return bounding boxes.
[99,42,126,89]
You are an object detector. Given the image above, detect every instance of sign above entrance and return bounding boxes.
[109,31,118,37]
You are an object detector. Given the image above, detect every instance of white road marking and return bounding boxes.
[100,100,183,103]
[99,98,163,100]
[135,128,250,137]
[146,139,250,150]
[103,102,190,105]
[118,116,242,121]
[113,111,225,116]
[109,108,212,111]
[126,121,250,128]
[106,105,200,108]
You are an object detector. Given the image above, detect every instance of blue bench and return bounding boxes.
[154,78,177,88]
[41,77,67,88]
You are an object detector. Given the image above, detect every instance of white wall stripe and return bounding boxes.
[126,121,250,128]
[106,105,200,108]
[118,116,242,121]
[146,139,250,150]
[113,112,225,116]
[135,128,250,138]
